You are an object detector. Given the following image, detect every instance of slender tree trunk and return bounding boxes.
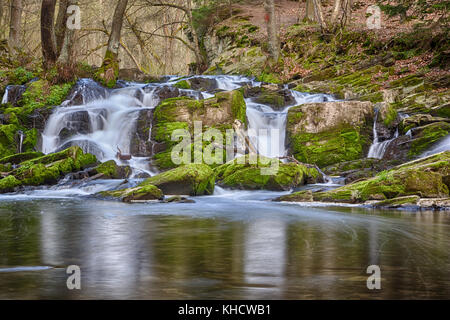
[312,0,326,31]
[99,0,128,86]
[41,0,58,68]
[55,0,69,56]
[331,0,352,28]
[57,0,78,66]
[8,0,23,54]
[264,0,279,61]
[304,0,315,22]
[186,0,205,73]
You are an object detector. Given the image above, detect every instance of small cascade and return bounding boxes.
[2,87,9,104]
[368,109,399,159]
[17,131,24,153]
[246,90,335,158]
[420,134,450,158]
[42,82,161,177]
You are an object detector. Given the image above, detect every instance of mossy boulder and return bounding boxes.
[92,160,131,179]
[140,164,215,196]
[99,184,164,203]
[287,101,374,167]
[0,175,22,193]
[214,156,320,191]
[0,146,97,192]
[151,90,246,169]
[0,152,44,165]
[173,80,192,90]
[277,151,450,203]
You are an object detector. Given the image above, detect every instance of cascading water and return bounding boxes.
[37,75,339,194]
[420,134,450,158]
[42,82,161,177]
[246,91,336,158]
[367,109,399,159]
[1,87,9,104]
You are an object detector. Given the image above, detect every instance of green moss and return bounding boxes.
[94,160,131,179]
[99,184,164,202]
[281,151,450,203]
[95,50,120,88]
[0,152,44,165]
[408,122,450,157]
[290,126,369,168]
[0,175,22,193]
[374,195,420,207]
[0,124,19,157]
[215,156,317,191]
[141,164,215,196]
[174,80,192,89]
[229,90,246,123]
[383,104,399,127]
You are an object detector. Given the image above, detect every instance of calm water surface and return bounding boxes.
[0,189,449,299]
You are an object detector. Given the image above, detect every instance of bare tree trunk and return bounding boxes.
[186,0,205,73]
[99,0,128,86]
[331,0,352,28]
[41,0,58,67]
[304,0,315,22]
[57,0,78,66]
[55,0,69,56]
[8,0,23,54]
[312,0,326,31]
[264,0,279,61]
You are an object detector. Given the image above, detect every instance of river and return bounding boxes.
[0,189,449,299]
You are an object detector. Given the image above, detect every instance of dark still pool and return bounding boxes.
[0,190,449,299]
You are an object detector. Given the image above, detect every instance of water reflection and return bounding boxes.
[0,197,449,299]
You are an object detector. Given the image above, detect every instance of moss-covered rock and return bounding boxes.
[140,163,215,196]
[173,80,191,89]
[92,160,131,179]
[408,122,450,157]
[99,184,164,203]
[0,146,97,192]
[0,175,22,193]
[0,151,44,165]
[287,101,374,167]
[215,156,320,191]
[277,151,450,203]
[151,90,246,170]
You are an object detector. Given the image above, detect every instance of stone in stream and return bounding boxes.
[214,155,321,191]
[275,151,450,205]
[90,160,131,179]
[99,184,164,203]
[0,146,98,193]
[140,164,215,196]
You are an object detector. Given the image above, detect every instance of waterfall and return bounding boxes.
[2,87,9,104]
[420,134,450,158]
[246,90,335,158]
[17,131,24,154]
[42,83,160,177]
[367,109,399,159]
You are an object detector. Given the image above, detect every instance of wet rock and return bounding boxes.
[187,77,218,92]
[2,85,26,106]
[64,79,108,106]
[58,110,92,141]
[215,156,320,191]
[98,184,164,203]
[277,151,450,205]
[130,109,153,157]
[56,140,105,160]
[140,164,215,196]
[164,196,196,203]
[0,146,97,193]
[287,101,374,167]
[92,160,131,179]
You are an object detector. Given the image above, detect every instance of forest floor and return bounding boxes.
[225,0,448,85]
